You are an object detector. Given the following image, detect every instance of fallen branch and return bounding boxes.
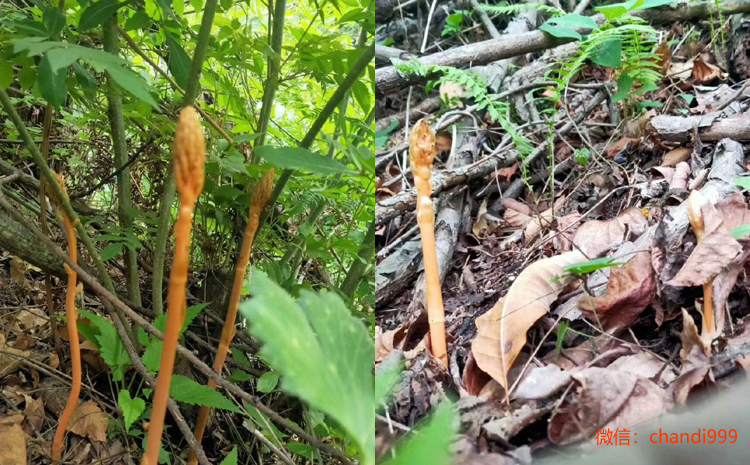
[649,112,750,142]
[375,0,750,94]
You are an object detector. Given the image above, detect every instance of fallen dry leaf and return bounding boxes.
[67,401,108,443]
[502,198,533,228]
[548,368,671,445]
[670,310,712,405]
[375,325,407,363]
[23,396,44,436]
[606,137,639,159]
[573,207,648,257]
[668,59,694,81]
[691,59,722,85]
[661,147,692,166]
[669,162,690,190]
[578,251,656,330]
[435,133,452,153]
[0,422,27,465]
[513,365,572,401]
[655,40,672,72]
[668,232,741,287]
[472,198,490,237]
[10,257,25,287]
[493,163,518,182]
[471,251,586,391]
[0,333,30,378]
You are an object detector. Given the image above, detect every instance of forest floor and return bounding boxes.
[375,1,750,464]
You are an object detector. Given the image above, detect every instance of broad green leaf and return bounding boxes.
[381,404,457,465]
[375,350,403,407]
[254,146,355,175]
[169,374,242,413]
[105,65,158,108]
[125,11,152,30]
[46,48,80,73]
[228,370,253,383]
[172,0,184,16]
[735,177,750,189]
[539,24,581,40]
[100,243,123,261]
[118,390,145,432]
[73,62,97,98]
[256,371,279,393]
[679,93,695,105]
[596,0,644,21]
[165,33,190,89]
[0,61,13,89]
[240,271,374,465]
[232,347,251,366]
[19,67,36,90]
[232,133,263,144]
[219,448,237,465]
[78,309,132,381]
[11,18,48,37]
[38,52,67,108]
[45,7,66,37]
[545,14,599,31]
[79,0,120,31]
[288,442,320,460]
[590,38,622,68]
[612,72,633,102]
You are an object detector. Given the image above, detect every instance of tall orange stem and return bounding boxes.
[188,169,274,465]
[142,107,205,465]
[410,119,447,365]
[51,173,81,463]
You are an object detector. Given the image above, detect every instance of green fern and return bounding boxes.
[478,3,564,18]
[396,60,533,156]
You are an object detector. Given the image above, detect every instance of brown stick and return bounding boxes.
[188,169,274,465]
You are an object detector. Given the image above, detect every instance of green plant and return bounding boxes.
[555,320,593,354]
[442,10,472,37]
[574,148,591,167]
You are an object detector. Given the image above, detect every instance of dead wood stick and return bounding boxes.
[375,0,750,94]
[649,113,750,142]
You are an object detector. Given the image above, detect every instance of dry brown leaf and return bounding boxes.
[493,163,518,182]
[669,161,691,190]
[573,207,648,257]
[0,422,26,465]
[472,198,489,237]
[374,325,407,363]
[655,40,672,72]
[691,59,722,85]
[524,208,555,244]
[668,59,694,81]
[606,137,639,159]
[670,310,712,405]
[502,198,533,228]
[548,368,671,445]
[661,147,692,166]
[13,308,47,331]
[471,251,586,391]
[67,401,108,443]
[650,166,675,184]
[578,251,655,330]
[0,333,30,378]
[513,365,572,401]
[22,396,44,436]
[439,81,465,105]
[668,232,741,287]
[435,134,452,153]
[715,193,750,231]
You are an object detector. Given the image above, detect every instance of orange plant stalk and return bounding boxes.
[187,168,274,465]
[142,107,205,465]
[687,190,715,336]
[51,173,82,463]
[410,119,447,365]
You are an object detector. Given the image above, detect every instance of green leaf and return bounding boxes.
[164,33,190,90]
[590,38,622,68]
[256,371,279,393]
[118,390,145,432]
[0,62,13,89]
[232,347,252,367]
[240,271,375,465]
[545,14,599,31]
[288,442,320,460]
[679,93,695,105]
[45,7,66,37]
[381,404,457,465]
[228,370,253,383]
[563,257,622,276]
[170,375,242,413]
[46,49,80,74]
[78,309,132,381]
[735,177,750,189]
[79,0,121,31]
[100,243,123,261]
[596,0,644,21]
[731,225,750,239]
[125,11,152,31]
[574,148,591,167]
[18,67,36,90]
[73,62,97,98]
[375,120,398,149]
[105,65,158,108]
[539,24,581,40]
[38,52,67,108]
[375,351,403,407]
[219,448,237,465]
[254,146,355,175]
[232,133,263,144]
[612,72,633,102]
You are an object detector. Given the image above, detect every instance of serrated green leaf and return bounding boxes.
[38,52,67,108]
[240,271,374,465]
[590,38,622,68]
[105,65,158,108]
[45,7,66,37]
[539,23,581,40]
[219,448,237,465]
[118,390,145,432]
[256,371,279,393]
[100,243,123,261]
[79,0,120,31]
[381,403,457,465]
[0,62,13,89]
[254,146,355,175]
[78,309,131,380]
[46,48,80,73]
[164,32,190,89]
[170,374,242,413]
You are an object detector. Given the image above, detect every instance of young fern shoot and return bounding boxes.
[410,119,448,365]
[187,168,275,465]
[142,107,206,465]
[51,173,82,463]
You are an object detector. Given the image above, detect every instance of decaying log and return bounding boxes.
[375,97,440,133]
[650,112,750,142]
[0,209,67,278]
[375,0,750,94]
[376,44,415,66]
